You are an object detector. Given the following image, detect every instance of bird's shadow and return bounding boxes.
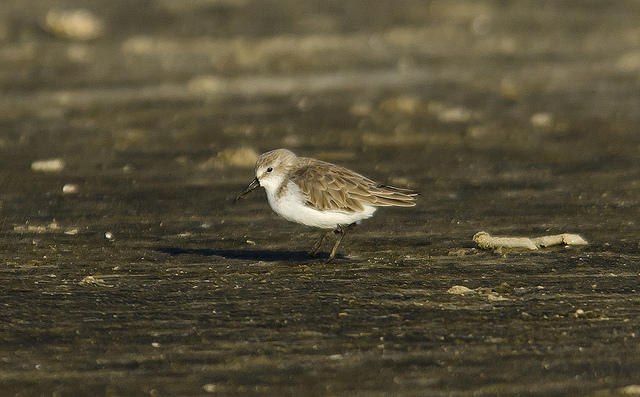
[157,247,338,262]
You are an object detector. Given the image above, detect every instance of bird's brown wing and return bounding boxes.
[291,160,417,213]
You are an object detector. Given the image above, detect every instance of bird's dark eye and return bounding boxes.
[267,167,273,172]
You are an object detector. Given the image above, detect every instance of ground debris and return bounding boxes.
[79,275,112,287]
[198,147,258,170]
[14,222,60,233]
[62,183,79,194]
[619,385,640,395]
[473,231,588,251]
[530,112,554,128]
[447,285,475,295]
[31,158,65,172]
[533,233,588,248]
[448,284,513,302]
[43,9,104,41]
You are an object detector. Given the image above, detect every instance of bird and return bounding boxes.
[235,149,417,260]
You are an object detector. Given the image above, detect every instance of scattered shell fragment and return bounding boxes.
[486,293,510,302]
[378,96,421,114]
[349,102,372,116]
[448,285,513,302]
[43,9,104,41]
[447,285,475,295]
[62,183,79,194]
[104,232,114,240]
[79,275,112,287]
[466,125,490,139]
[426,101,474,123]
[218,147,259,167]
[436,106,472,123]
[533,234,588,248]
[473,231,588,251]
[530,112,554,128]
[616,51,640,73]
[619,385,640,395]
[199,147,258,170]
[14,222,60,233]
[473,232,537,250]
[187,75,226,94]
[31,159,65,172]
[64,228,79,235]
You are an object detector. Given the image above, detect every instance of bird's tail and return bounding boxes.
[369,184,419,207]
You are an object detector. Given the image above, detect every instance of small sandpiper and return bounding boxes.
[236,149,417,260]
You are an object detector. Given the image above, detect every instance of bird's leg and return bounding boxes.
[309,230,333,256]
[327,223,355,262]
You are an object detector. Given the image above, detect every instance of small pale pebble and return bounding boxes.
[64,228,78,235]
[246,240,256,245]
[62,183,79,194]
[43,9,104,41]
[447,285,475,295]
[79,275,111,287]
[619,385,640,395]
[530,112,553,128]
[437,107,472,123]
[104,232,113,240]
[473,231,538,250]
[203,384,218,393]
[31,159,65,172]
[198,147,258,170]
[487,293,509,302]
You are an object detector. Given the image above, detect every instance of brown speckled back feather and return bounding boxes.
[290,158,417,212]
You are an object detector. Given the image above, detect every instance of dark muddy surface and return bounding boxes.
[1,1,640,395]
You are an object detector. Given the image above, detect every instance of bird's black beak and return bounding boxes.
[235,177,260,201]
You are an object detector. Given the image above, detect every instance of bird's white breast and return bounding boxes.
[265,181,376,229]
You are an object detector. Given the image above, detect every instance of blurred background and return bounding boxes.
[1,0,640,395]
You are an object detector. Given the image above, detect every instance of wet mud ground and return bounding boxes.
[1,0,640,395]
